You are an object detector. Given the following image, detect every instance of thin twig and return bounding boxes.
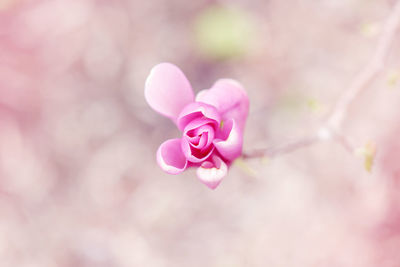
[242,135,319,159]
[327,0,400,131]
[243,1,400,159]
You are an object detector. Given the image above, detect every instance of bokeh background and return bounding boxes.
[1,0,400,266]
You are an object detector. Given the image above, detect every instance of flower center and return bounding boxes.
[185,123,215,150]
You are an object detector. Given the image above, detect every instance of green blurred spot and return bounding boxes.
[306,98,322,113]
[261,156,269,165]
[194,5,254,60]
[278,92,326,116]
[306,97,327,115]
[355,141,377,173]
[360,22,380,38]
[387,69,400,88]
[234,157,257,177]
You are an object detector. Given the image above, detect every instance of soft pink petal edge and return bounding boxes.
[157,138,188,174]
[213,119,243,162]
[177,102,221,131]
[195,79,249,130]
[196,155,228,190]
[181,137,215,163]
[145,63,194,120]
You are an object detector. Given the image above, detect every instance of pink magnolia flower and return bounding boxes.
[144,63,249,189]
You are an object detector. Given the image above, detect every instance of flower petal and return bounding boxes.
[196,155,228,189]
[181,138,214,163]
[214,119,243,161]
[193,133,208,148]
[177,102,221,131]
[145,63,194,120]
[183,117,216,136]
[196,79,249,130]
[184,122,215,147]
[157,138,187,174]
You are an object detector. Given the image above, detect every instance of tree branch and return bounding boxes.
[327,0,400,131]
[243,1,400,160]
[242,135,319,159]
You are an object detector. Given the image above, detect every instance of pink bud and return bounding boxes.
[145,63,249,189]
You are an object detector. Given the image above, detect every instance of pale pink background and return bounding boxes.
[0,0,400,266]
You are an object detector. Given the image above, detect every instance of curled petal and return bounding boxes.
[181,138,214,163]
[145,63,194,120]
[196,155,228,189]
[191,132,210,149]
[195,125,214,148]
[183,117,216,135]
[157,139,187,174]
[184,121,215,148]
[188,135,201,145]
[214,119,243,161]
[196,79,249,130]
[177,102,221,131]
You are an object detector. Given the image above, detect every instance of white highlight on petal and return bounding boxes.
[157,139,187,174]
[196,156,227,189]
[144,63,194,120]
[317,127,332,141]
[214,119,242,161]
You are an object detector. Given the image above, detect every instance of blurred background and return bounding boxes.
[1,0,400,266]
